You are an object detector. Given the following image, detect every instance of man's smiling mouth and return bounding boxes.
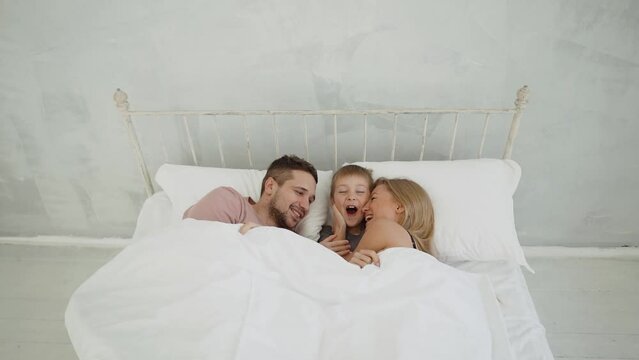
[291,206,305,220]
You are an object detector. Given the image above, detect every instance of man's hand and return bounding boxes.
[239,222,260,235]
[319,234,351,257]
[349,249,380,268]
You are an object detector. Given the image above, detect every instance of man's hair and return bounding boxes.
[260,155,318,194]
[330,165,374,198]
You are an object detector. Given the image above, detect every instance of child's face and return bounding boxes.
[332,175,371,229]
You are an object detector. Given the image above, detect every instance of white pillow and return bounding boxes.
[352,159,532,272]
[155,164,332,240]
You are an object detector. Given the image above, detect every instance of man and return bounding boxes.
[183,155,318,231]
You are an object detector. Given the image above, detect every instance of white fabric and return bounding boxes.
[67,220,513,360]
[132,191,173,239]
[131,201,552,359]
[352,159,531,271]
[155,164,333,240]
[446,260,554,360]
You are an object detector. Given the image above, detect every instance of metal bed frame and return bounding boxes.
[114,86,529,197]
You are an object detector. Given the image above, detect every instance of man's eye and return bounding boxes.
[296,191,303,196]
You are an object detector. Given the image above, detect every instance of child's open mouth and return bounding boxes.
[345,205,358,215]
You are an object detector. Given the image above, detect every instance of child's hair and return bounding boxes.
[372,178,435,254]
[330,165,374,198]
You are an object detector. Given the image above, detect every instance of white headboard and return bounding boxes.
[114,86,529,197]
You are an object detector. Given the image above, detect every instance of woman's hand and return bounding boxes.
[349,249,380,268]
[319,234,351,257]
[239,222,260,235]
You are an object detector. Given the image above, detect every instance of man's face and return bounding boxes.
[268,170,317,230]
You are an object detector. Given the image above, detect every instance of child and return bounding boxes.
[318,165,373,258]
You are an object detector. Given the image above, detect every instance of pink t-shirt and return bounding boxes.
[183,187,262,225]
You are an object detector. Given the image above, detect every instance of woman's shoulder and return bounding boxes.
[361,219,412,250]
[366,218,404,232]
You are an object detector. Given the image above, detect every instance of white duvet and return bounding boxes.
[66,220,513,360]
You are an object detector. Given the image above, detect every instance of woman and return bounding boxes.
[346,178,435,268]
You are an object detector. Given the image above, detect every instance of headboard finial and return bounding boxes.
[114,88,129,111]
[515,85,529,110]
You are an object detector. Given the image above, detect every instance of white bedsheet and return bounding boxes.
[132,191,174,239]
[66,220,512,360]
[132,193,554,360]
[446,260,554,360]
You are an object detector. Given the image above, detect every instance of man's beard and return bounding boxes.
[269,199,293,230]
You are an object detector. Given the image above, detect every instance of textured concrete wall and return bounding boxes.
[0,0,637,245]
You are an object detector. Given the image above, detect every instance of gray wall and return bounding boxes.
[1,0,637,246]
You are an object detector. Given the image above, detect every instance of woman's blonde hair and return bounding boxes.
[373,178,435,253]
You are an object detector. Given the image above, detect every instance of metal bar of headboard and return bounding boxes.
[363,114,368,162]
[391,114,398,161]
[160,128,170,163]
[272,115,280,157]
[125,109,516,116]
[303,115,309,160]
[333,114,338,169]
[448,113,460,160]
[213,116,226,168]
[115,86,529,195]
[113,89,155,197]
[419,114,429,161]
[182,115,199,166]
[242,115,254,168]
[503,85,529,159]
[478,113,491,158]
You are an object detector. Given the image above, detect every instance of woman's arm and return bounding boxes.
[355,219,412,253]
[346,219,412,267]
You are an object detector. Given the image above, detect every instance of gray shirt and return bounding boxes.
[318,224,365,250]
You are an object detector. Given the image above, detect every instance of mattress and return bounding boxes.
[132,192,553,360]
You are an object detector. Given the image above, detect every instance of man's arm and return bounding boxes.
[183,186,243,223]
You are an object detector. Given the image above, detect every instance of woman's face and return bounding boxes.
[363,184,403,223]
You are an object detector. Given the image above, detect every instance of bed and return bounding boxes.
[65,86,554,360]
